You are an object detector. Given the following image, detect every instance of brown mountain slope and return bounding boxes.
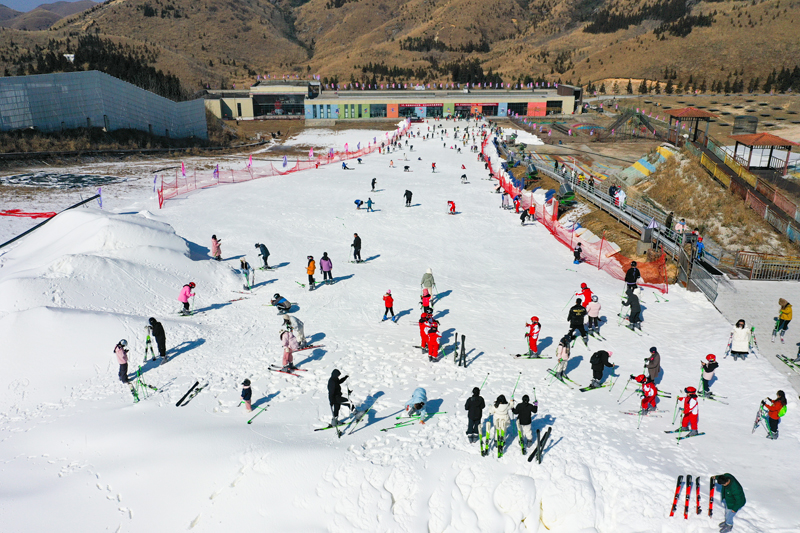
[37,0,97,17]
[0,9,60,30]
[0,4,20,21]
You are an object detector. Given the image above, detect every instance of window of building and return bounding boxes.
[507,102,527,116]
[426,106,443,118]
[482,105,498,116]
[237,103,242,117]
[326,105,331,119]
[344,105,349,119]
[313,105,317,119]
[399,107,416,118]
[358,105,362,118]
[369,104,387,117]
[252,94,305,116]
[351,104,355,118]
[546,101,562,115]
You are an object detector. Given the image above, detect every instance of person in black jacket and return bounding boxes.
[567,299,589,346]
[589,350,615,388]
[622,293,642,330]
[625,261,641,296]
[511,395,538,448]
[464,387,485,443]
[404,190,413,207]
[351,233,362,263]
[328,369,353,425]
[148,317,167,361]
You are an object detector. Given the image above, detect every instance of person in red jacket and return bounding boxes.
[634,374,658,414]
[576,283,593,307]
[427,321,441,360]
[383,290,395,321]
[418,311,431,351]
[513,197,520,213]
[420,288,433,312]
[525,316,541,356]
[678,386,700,436]
[448,200,456,214]
[764,390,787,439]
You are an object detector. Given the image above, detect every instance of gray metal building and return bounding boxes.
[0,71,207,139]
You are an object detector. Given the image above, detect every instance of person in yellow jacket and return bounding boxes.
[306,256,316,291]
[773,298,792,343]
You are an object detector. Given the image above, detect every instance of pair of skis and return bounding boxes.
[175,381,206,407]
[664,427,706,441]
[526,426,552,463]
[547,368,582,389]
[776,354,800,373]
[669,475,709,518]
[268,364,308,377]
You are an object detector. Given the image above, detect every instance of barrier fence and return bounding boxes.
[157,119,412,207]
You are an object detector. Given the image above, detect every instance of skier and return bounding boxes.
[763,390,787,439]
[586,295,601,335]
[148,317,166,361]
[448,200,456,214]
[211,235,222,261]
[382,290,395,320]
[714,474,746,533]
[418,311,431,352]
[114,339,130,384]
[342,162,352,170]
[589,350,614,388]
[488,395,511,450]
[553,335,571,380]
[624,261,642,295]
[730,319,751,360]
[567,298,589,346]
[500,191,508,209]
[525,316,541,356]
[389,159,394,168]
[622,292,642,330]
[420,288,433,312]
[464,387,486,443]
[573,243,583,265]
[678,386,700,436]
[404,190,413,207]
[371,178,376,191]
[511,395,538,448]
[241,379,252,412]
[646,346,661,382]
[701,354,719,396]
[575,282,593,307]
[306,256,316,291]
[513,196,521,213]
[519,210,528,226]
[405,387,428,423]
[178,282,196,315]
[239,258,253,290]
[427,320,441,360]
[354,199,363,210]
[420,268,435,293]
[634,374,658,413]
[431,162,436,173]
[328,369,353,426]
[773,298,792,343]
[280,327,299,370]
[366,198,374,212]
[271,293,291,314]
[283,315,306,348]
[351,233,362,262]
[255,243,270,269]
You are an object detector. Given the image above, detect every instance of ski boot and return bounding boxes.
[687,429,698,437]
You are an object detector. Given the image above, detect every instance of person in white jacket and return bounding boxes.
[283,315,306,348]
[730,319,751,361]
[487,395,511,448]
[585,295,602,335]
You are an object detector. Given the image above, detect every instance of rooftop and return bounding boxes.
[664,107,719,119]
[728,132,799,147]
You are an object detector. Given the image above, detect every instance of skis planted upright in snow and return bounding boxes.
[669,475,684,517]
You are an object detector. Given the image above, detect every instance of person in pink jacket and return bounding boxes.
[114,339,130,383]
[553,335,571,380]
[211,235,222,261]
[585,295,602,335]
[178,282,196,315]
[281,328,300,370]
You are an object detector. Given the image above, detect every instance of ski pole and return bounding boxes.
[479,373,489,390]
[532,387,537,402]
[191,294,195,314]
[510,371,522,400]
[617,376,632,402]
[561,293,576,311]
[672,396,680,424]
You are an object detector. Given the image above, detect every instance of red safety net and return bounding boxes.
[0,209,57,219]
[481,135,668,293]
[158,120,413,208]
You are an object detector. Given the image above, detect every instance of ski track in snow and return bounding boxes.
[0,119,798,532]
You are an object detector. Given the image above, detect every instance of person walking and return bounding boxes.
[714,474,745,533]
[773,298,792,343]
[464,387,485,443]
[382,290,395,321]
[211,235,222,261]
[320,252,333,284]
[351,233,362,263]
[328,369,353,426]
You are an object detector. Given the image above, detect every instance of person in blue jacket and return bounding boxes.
[405,387,428,423]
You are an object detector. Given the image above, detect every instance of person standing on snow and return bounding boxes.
[589,350,614,388]
[573,243,583,265]
[575,283,593,307]
[624,261,641,295]
[645,346,661,383]
[420,288,433,312]
[319,252,333,284]
[421,268,435,294]
[634,374,658,413]
[211,235,222,261]
[567,298,589,346]
[585,295,602,335]
[306,256,316,291]
[371,177,376,191]
[464,387,485,443]
[714,474,746,533]
[280,328,299,370]
[678,386,700,436]
[448,200,456,214]
[730,319,751,360]
[328,369,353,426]
[382,290,395,320]
[513,196,521,213]
[427,319,441,361]
[553,335,571,380]
[255,243,270,269]
[701,354,719,396]
[283,315,306,348]
[178,282,196,315]
[763,390,787,439]
[366,198,375,212]
[622,292,642,330]
[239,258,254,290]
[418,311,431,352]
[351,233,362,263]
[405,387,428,423]
[404,190,413,207]
[773,298,792,343]
[511,395,538,449]
[488,395,511,449]
[148,317,166,361]
[114,339,130,384]
[525,316,541,356]
[241,379,253,412]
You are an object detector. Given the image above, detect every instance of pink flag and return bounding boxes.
[181,162,185,176]
[344,143,349,152]
[309,148,313,159]
[248,155,252,167]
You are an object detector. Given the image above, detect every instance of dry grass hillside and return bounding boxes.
[0,0,798,93]
[0,0,95,30]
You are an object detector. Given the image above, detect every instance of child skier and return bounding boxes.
[773,298,792,343]
[511,395,538,449]
[634,374,658,414]
[211,235,222,261]
[114,339,130,384]
[448,200,456,214]
[255,243,270,269]
[586,295,602,335]
[525,316,541,356]
[280,328,299,370]
[366,198,374,212]
[513,196,521,213]
[178,282,196,315]
[701,354,719,396]
[488,395,511,451]
[306,256,316,291]
[320,252,333,284]
[589,350,614,388]
[241,379,253,412]
[730,319,751,360]
[763,390,787,439]
[405,387,428,423]
[328,369,353,426]
[383,290,395,320]
[573,243,583,264]
[420,288,433,312]
[576,282,593,307]
[354,199,363,210]
[239,258,253,290]
[678,386,699,436]
[271,293,291,314]
[427,320,441,361]
[418,311,431,352]
[464,387,485,443]
[283,315,306,348]
[554,335,571,380]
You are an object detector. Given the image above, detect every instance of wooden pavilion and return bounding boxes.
[664,107,718,146]
[728,132,798,177]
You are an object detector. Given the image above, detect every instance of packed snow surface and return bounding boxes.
[0,119,797,533]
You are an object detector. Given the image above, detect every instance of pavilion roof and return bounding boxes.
[728,132,799,147]
[663,107,718,119]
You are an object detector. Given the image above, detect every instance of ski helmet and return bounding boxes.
[242,379,251,386]
[591,295,598,302]
[274,293,280,299]
[706,354,716,361]
[426,268,432,274]
[119,339,128,347]
[189,282,196,288]
[631,261,637,267]
[531,316,539,322]
[308,255,313,260]
[634,374,646,383]
[254,243,259,248]
[472,387,480,395]
[685,386,697,394]
[522,394,530,402]
[698,237,703,242]
[149,317,156,326]
[581,283,587,289]
[649,347,658,354]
